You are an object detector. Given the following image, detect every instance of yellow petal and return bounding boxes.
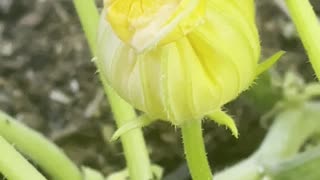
[105,0,206,52]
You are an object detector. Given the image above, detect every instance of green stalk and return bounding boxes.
[0,135,47,180]
[181,120,212,180]
[285,0,320,79]
[104,87,153,180]
[0,111,82,180]
[73,1,153,179]
[72,0,99,55]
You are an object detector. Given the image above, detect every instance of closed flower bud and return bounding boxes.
[97,0,276,127]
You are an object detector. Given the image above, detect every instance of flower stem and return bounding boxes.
[0,111,82,180]
[0,135,47,180]
[72,0,99,55]
[104,87,153,180]
[285,0,320,79]
[73,1,153,179]
[181,120,212,180]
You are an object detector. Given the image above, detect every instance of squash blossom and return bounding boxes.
[97,0,263,127]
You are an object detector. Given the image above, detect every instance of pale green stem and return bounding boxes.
[269,145,320,180]
[73,1,153,179]
[0,135,47,180]
[285,0,320,79]
[181,120,212,180]
[214,102,320,180]
[0,111,82,180]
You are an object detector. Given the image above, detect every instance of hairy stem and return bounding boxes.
[181,120,212,180]
[285,0,320,79]
[73,1,153,179]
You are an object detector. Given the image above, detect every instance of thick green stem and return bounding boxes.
[105,87,153,180]
[0,111,82,180]
[73,1,153,179]
[0,135,47,180]
[181,120,212,180]
[285,0,320,79]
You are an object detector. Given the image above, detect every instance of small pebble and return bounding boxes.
[49,89,72,104]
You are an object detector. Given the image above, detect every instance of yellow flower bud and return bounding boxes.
[97,0,262,126]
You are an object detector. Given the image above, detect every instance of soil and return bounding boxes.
[0,0,319,179]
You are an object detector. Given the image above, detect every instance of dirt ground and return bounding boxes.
[0,0,319,179]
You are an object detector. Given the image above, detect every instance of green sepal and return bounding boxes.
[206,110,239,138]
[256,51,286,76]
[111,114,155,141]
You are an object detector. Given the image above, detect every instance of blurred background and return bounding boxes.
[0,0,319,179]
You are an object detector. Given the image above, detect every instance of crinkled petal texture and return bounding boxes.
[97,0,260,125]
